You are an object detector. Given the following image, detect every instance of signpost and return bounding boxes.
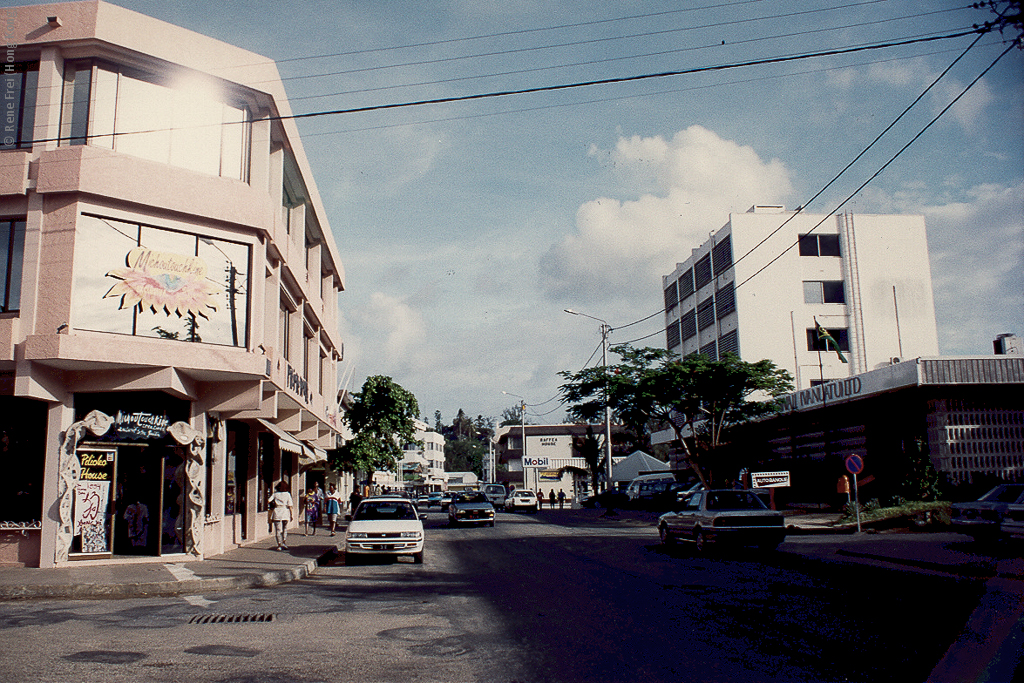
[750,470,790,510]
[845,455,864,532]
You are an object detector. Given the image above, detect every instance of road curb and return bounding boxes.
[0,556,321,601]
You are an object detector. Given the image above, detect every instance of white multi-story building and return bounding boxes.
[398,420,447,492]
[662,205,940,389]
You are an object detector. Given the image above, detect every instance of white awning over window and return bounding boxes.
[256,419,302,455]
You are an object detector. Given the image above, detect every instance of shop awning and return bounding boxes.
[256,419,303,455]
[300,444,328,466]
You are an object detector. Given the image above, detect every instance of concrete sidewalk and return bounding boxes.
[0,530,341,601]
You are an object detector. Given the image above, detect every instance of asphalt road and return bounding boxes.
[0,509,993,683]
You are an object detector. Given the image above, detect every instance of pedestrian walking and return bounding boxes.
[558,489,566,509]
[325,483,342,535]
[537,491,544,509]
[349,489,363,514]
[303,488,319,535]
[549,490,556,509]
[270,480,293,551]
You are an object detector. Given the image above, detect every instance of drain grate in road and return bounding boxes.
[188,613,275,624]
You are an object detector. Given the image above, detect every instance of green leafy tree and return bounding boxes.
[330,376,420,483]
[560,346,793,488]
[571,426,603,495]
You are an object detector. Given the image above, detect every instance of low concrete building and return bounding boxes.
[725,356,1024,505]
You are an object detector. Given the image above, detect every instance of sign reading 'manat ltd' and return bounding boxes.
[781,361,920,413]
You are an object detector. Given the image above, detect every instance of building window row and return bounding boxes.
[667,235,733,311]
[59,60,252,181]
[803,280,846,304]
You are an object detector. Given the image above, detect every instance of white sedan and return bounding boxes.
[345,496,424,564]
[504,490,539,513]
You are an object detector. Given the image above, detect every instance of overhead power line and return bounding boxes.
[16,28,980,149]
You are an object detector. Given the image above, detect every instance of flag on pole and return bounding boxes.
[815,319,849,363]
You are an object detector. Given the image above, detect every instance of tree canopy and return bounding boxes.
[330,375,420,479]
[560,346,793,488]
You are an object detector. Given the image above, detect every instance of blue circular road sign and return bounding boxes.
[845,455,864,475]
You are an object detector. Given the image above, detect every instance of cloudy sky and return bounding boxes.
[18,0,1023,424]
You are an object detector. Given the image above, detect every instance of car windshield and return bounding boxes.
[354,501,418,521]
[705,491,768,510]
[457,493,487,503]
[981,485,1024,503]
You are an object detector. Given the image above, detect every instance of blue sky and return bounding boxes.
[13,0,1023,424]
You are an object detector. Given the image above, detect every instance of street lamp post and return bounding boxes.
[502,391,528,491]
[564,309,613,491]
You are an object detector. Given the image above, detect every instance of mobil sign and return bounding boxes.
[523,456,551,468]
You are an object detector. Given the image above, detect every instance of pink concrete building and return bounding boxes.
[0,2,346,567]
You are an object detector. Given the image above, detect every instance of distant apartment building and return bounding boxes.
[398,420,447,492]
[662,205,939,389]
[0,2,346,567]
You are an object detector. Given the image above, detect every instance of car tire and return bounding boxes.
[345,552,360,566]
[659,524,675,545]
[488,521,495,527]
[413,551,424,564]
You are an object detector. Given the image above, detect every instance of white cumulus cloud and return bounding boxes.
[539,125,793,306]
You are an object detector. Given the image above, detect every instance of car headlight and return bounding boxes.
[347,532,368,539]
[400,532,422,539]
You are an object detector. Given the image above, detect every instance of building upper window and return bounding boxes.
[806,327,850,352]
[1,62,38,150]
[0,219,26,312]
[678,269,695,300]
[798,233,841,257]
[680,309,697,341]
[715,282,736,318]
[666,320,681,349]
[664,281,678,310]
[712,235,732,275]
[803,280,846,304]
[696,296,715,330]
[71,214,251,346]
[59,61,251,180]
[694,254,713,290]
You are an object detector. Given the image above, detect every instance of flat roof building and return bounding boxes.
[662,205,939,390]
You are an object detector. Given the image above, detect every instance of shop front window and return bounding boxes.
[71,214,251,347]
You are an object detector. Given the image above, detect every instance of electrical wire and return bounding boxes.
[12,29,980,150]
[734,34,1021,291]
[287,12,969,103]
[593,27,1003,338]
[276,0,901,84]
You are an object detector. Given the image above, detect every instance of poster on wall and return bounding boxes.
[75,451,114,553]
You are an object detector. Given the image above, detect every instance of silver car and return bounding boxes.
[448,492,496,527]
[657,489,786,552]
[951,484,1024,540]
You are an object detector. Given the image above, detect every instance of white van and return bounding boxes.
[625,473,677,507]
[482,483,507,510]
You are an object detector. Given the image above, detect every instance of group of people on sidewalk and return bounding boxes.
[267,481,350,551]
[538,489,567,510]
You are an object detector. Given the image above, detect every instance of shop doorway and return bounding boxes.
[72,444,188,558]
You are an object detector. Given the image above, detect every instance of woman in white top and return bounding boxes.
[270,480,294,550]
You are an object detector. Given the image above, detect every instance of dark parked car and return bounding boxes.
[579,485,628,510]
[448,492,496,526]
[657,489,786,552]
[951,484,1024,539]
